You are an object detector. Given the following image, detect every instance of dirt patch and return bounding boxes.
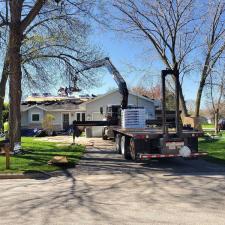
[36,136,115,149]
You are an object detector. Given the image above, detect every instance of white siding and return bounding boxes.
[28,108,44,124]
[21,111,28,126]
[49,112,61,125]
[86,90,155,137]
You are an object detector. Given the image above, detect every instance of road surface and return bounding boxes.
[1,137,225,225]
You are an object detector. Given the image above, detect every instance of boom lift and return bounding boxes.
[73,57,130,129]
[76,57,128,109]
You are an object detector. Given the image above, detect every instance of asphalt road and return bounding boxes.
[1,138,225,225]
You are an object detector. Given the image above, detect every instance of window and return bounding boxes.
[32,114,40,122]
[77,113,81,121]
[76,113,85,121]
[82,113,85,121]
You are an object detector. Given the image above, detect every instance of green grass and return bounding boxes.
[201,124,215,129]
[199,137,225,163]
[0,137,85,173]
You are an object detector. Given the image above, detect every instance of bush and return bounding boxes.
[42,114,55,135]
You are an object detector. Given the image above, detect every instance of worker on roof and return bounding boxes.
[3,119,9,140]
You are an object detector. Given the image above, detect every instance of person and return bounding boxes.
[72,121,82,145]
[3,119,9,140]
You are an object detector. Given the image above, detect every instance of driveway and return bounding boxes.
[1,137,225,225]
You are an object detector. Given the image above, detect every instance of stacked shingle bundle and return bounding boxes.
[121,108,146,129]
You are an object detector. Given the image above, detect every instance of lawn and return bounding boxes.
[199,137,225,163]
[201,124,215,129]
[0,137,85,173]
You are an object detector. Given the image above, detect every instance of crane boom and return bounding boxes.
[76,57,128,109]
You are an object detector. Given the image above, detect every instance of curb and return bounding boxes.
[0,170,67,179]
[0,168,78,180]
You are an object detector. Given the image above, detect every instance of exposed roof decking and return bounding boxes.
[21,101,86,112]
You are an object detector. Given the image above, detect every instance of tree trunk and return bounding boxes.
[178,81,189,117]
[0,55,9,130]
[8,2,23,150]
[194,75,206,117]
[215,108,219,135]
[171,74,189,116]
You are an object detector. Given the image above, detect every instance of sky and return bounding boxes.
[5,22,200,106]
[86,28,200,103]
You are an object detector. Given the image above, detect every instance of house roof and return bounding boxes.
[85,89,155,105]
[21,102,86,112]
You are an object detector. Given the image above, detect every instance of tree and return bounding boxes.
[132,84,161,100]
[42,113,55,135]
[0,54,9,130]
[0,1,9,130]
[0,1,102,131]
[132,83,176,110]
[205,64,225,134]
[6,0,101,150]
[194,1,225,117]
[108,0,200,116]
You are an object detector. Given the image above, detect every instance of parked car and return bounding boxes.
[218,119,225,131]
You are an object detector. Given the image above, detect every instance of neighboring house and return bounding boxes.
[21,101,86,131]
[85,89,156,137]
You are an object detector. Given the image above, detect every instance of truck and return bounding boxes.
[73,58,207,161]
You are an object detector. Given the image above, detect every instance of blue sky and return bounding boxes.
[87,29,199,103]
[17,18,200,105]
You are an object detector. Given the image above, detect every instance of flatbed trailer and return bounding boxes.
[73,67,208,162]
[113,127,207,161]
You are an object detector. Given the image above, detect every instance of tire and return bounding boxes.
[115,133,122,154]
[121,136,131,160]
[130,138,137,161]
[102,127,108,140]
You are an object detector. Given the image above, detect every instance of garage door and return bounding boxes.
[91,112,104,137]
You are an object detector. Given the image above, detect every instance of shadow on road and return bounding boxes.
[1,141,225,225]
[78,143,225,176]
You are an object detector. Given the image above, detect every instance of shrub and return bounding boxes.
[42,114,55,135]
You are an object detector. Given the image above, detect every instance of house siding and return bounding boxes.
[21,107,86,131]
[86,91,155,137]
[21,111,28,127]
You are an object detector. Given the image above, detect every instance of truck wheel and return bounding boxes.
[102,127,108,140]
[121,136,131,160]
[115,134,122,154]
[130,138,137,161]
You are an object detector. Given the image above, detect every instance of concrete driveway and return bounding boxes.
[1,137,225,225]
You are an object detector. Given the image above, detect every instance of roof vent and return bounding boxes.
[43,93,51,97]
[32,93,40,97]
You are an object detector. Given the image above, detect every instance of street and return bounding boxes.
[1,138,225,225]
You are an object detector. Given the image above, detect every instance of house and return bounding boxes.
[85,89,156,137]
[21,98,86,131]
[21,89,156,136]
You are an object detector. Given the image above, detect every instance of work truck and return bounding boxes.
[74,58,207,161]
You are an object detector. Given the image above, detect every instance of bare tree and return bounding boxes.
[132,83,176,110]
[132,84,161,100]
[108,0,200,116]
[205,64,225,134]
[194,0,225,117]
[0,1,9,130]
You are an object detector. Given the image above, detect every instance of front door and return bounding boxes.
[62,113,69,130]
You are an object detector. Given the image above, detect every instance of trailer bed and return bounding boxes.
[113,127,203,138]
